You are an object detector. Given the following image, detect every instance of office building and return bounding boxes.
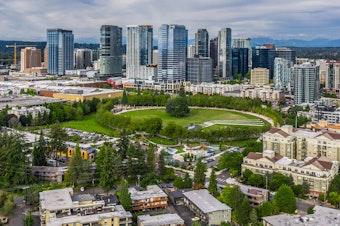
[126,25,154,80]
[242,150,338,195]
[20,47,42,72]
[324,60,340,91]
[187,44,196,58]
[250,68,269,86]
[47,29,74,75]
[157,24,188,82]
[218,28,232,79]
[232,48,249,78]
[275,47,296,65]
[187,56,212,84]
[210,37,218,73]
[152,50,158,65]
[99,25,123,77]
[252,45,276,78]
[233,38,252,69]
[74,49,92,69]
[274,57,291,90]
[293,63,319,104]
[195,29,209,57]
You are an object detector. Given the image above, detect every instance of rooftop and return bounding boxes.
[183,189,231,214]
[129,185,167,201]
[40,188,74,211]
[138,213,184,226]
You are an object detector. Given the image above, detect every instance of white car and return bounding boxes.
[0,217,8,224]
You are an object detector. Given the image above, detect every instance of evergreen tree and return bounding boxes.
[273,184,297,214]
[146,145,155,173]
[121,90,128,105]
[208,168,218,197]
[32,131,47,166]
[119,179,132,211]
[23,213,34,226]
[158,152,166,177]
[117,129,129,159]
[183,172,193,188]
[235,197,251,224]
[48,123,68,159]
[249,208,259,226]
[193,158,207,189]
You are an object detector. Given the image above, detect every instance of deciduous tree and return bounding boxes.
[273,184,297,214]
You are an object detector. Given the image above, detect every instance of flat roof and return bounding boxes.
[40,188,74,211]
[183,189,231,214]
[138,213,184,226]
[0,95,64,110]
[129,185,167,201]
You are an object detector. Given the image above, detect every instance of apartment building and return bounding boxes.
[137,213,184,226]
[39,188,132,226]
[8,106,50,119]
[129,185,168,211]
[31,166,67,183]
[242,150,338,195]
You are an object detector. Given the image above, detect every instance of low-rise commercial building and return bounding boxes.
[137,213,184,226]
[129,185,168,211]
[183,189,232,226]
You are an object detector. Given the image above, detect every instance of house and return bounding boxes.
[129,185,168,211]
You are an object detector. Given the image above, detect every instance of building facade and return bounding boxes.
[218,28,232,79]
[275,47,296,65]
[187,44,196,58]
[187,56,213,84]
[99,25,123,77]
[232,48,249,78]
[47,29,74,75]
[324,60,340,91]
[250,68,269,86]
[157,24,188,82]
[274,57,291,91]
[129,185,168,211]
[252,45,276,78]
[137,214,184,226]
[210,37,218,74]
[20,47,42,72]
[195,29,209,57]
[232,38,252,70]
[74,49,92,69]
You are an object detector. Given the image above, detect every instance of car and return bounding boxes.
[0,217,8,224]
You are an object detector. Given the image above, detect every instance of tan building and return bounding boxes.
[242,150,338,195]
[263,125,340,162]
[31,166,67,183]
[251,68,269,86]
[39,188,132,226]
[20,47,42,72]
[137,213,184,226]
[129,185,168,211]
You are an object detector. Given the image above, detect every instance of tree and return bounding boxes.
[235,197,251,224]
[173,176,185,189]
[183,172,193,188]
[242,169,253,184]
[257,201,279,218]
[157,152,166,177]
[273,184,297,214]
[249,208,259,226]
[121,90,128,105]
[218,152,243,176]
[328,192,340,206]
[48,123,68,159]
[32,131,47,166]
[208,168,218,197]
[119,179,132,211]
[117,129,129,159]
[2,195,15,216]
[247,174,264,187]
[23,213,34,226]
[193,158,207,189]
[165,97,190,118]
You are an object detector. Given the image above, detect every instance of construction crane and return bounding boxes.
[5,43,37,69]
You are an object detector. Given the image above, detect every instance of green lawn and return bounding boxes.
[123,108,260,127]
[61,114,117,136]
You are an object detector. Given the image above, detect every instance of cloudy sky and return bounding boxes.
[1,0,340,42]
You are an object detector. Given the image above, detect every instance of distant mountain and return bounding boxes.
[251,37,340,47]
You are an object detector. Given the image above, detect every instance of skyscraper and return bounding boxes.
[187,56,212,84]
[218,28,232,79]
[195,29,209,57]
[187,44,196,58]
[74,49,92,69]
[274,58,291,91]
[276,47,296,65]
[232,38,252,69]
[157,24,188,82]
[210,37,218,74]
[99,25,122,77]
[47,29,74,75]
[252,45,276,78]
[126,25,154,80]
[232,48,249,78]
[20,47,41,72]
[293,63,319,104]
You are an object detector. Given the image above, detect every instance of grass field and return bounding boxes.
[123,108,260,127]
[61,114,117,136]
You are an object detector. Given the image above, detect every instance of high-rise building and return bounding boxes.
[99,25,122,77]
[47,29,74,75]
[293,63,319,104]
[276,47,296,65]
[232,48,249,79]
[187,56,212,84]
[74,49,92,69]
[324,61,340,91]
[195,29,209,57]
[232,38,252,69]
[250,68,269,86]
[20,47,42,72]
[252,45,276,78]
[218,28,232,79]
[210,37,218,74]
[187,44,196,58]
[157,24,188,82]
[274,58,291,91]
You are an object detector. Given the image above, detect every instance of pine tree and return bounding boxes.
[48,123,68,159]
[249,208,259,226]
[158,152,166,177]
[121,90,128,105]
[32,131,47,166]
[208,168,218,197]
[183,172,193,188]
[193,158,207,189]
[117,129,129,159]
[119,179,132,211]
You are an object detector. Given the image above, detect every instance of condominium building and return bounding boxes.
[293,62,319,104]
[47,29,74,75]
[20,47,42,72]
[129,185,168,211]
[157,24,188,82]
[8,106,50,119]
[241,87,284,102]
[218,28,232,79]
[99,25,123,77]
[242,150,338,195]
[187,56,213,84]
[195,29,209,57]
[126,25,155,80]
[183,189,232,226]
[324,60,340,91]
[39,188,132,226]
[250,68,269,86]
[274,57,291,91]
[137,214,184,226]
[74,49,92,69]
[275,47,296,65]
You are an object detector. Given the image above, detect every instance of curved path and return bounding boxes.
[115,106,274,127]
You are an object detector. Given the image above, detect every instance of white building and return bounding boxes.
[218,28,232,79]
[8,106,50,119]
[274,58,291,91]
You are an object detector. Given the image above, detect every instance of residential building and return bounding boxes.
[218,28,232,79]
[8,106,50,119]
[152,50,158,65]
[232,48,249,78]
[31,166,67,183]
[293,62,319,104]
[187,56,212,84]
[252,45,276,78]
[242,150,338,195]
[241,87,284,102]
[39,188,132,226]
[250,68,269,86]
[157,24,188,82]
[187,44,196,58]
[47,29,74,75]
[262,205,340,226]
[275,47,296,65]
[74,49,92,69]
[137,214,184,226]
[210,37,218,73]
[324,60,340,91]
[195,29,209,57]
[99,25,123,77]
[20,47,42,72]
[232,38,252,69]
[274,58,291,91]
[126,25,155,80]
[183,189,232,226]
[129,185,168,211]
[312,104,340,124]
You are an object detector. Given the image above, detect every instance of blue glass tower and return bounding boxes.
[157,24,188,82]
[47,29,74,75]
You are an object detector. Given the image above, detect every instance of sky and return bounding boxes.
[1,0,340,42]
